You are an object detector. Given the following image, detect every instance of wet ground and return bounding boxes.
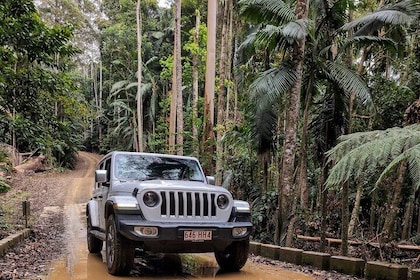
[43,152,317,280]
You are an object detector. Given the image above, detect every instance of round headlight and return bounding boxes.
[143,191,159,207]
[217,194,229,209]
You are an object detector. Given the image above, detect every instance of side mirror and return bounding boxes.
[95,170,107,183]
[206,176,215,185]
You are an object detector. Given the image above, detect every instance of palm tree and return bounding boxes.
[339,0,420,132]
[238,0,371,246]
[334,0,420,249]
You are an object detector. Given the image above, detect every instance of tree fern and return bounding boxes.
[376,144,420,190]
[326,125,420,189]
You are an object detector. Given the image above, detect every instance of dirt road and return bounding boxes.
[44,152,317,280]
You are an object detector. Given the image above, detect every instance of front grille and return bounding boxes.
[160,191,216,219]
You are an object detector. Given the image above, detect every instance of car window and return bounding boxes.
[114,154,204,182]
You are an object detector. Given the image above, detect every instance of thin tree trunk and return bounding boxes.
[225,0,234,121]
[275,0,308,245]
[382,161,407,241]
[192,10,200,158]
[99,60,103,150]
[298,88,312,212]
[202,0,217,174]
[169,3,179,154]
[320,182,328,252]
[136,0,143,152]
[174,0,183,155]
[169,91,177,153]
[402,185,416,240]
[348,180,363,237]
[417,194,420,234]
[369,189,378,232]
[341,182,349,256]
[215,0,230,185]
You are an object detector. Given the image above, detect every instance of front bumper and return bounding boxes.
[116,215,252,253]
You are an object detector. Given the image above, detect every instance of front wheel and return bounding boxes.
[106,215,134,275]
[215,239,249,272]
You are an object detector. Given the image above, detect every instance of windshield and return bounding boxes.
[114,154,205,182]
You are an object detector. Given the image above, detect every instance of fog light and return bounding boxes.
[232,227,248,237]
[135,226,158,237]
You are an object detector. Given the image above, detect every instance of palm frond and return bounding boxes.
[238,25,261,53]
[239,0,295,26]
[338,36,396,53]
[110,80,129,95]
[326,125,420,189]
[322,61,371,105]
[376,144,420,190]
[340,0,420,35]
[282,19,308,41]
[125,82,138,91]
[249,66,296,110]
[255,25,290,50]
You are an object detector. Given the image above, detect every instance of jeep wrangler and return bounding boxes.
[86,151,253,275]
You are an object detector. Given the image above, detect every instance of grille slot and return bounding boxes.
[160,191,216,219]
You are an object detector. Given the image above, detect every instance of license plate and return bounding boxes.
[184,230,212,241]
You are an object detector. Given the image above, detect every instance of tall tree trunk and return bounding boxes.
[348,181,363,237]
[215,0,230,185]
[298,88,312,212]
[99,60,103,150]
[402,184,416,240]
[275,0,308,245]
[202,0,217,174]
[417,194,420,234]
[174,0,183,155]
[169,91,177,153]
[320,184,328,252]
[225,0,234,121]
[341,182,349,256]
[192,10,200,158]
[382,161,407,241]
[136,0,143,152]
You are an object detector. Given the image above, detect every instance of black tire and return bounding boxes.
[87,214,103,254]
[105,215,134,275]
[215,239,250,272]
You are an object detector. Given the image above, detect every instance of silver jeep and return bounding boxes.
[86,151,253,275]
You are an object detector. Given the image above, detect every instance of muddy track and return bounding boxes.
[1,152,356,280]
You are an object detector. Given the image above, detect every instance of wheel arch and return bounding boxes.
[86,200,100,228]
[105,201,116,223]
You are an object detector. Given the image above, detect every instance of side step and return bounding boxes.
[90,229,106,241]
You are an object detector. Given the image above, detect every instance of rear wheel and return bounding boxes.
[86,214,103,254]
[106,215,134,275]
[215,239,249,272]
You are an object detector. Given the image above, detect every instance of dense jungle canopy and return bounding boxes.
[1,0,420,252]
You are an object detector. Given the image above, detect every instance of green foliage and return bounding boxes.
[326,125,420,190]
[250,187,277,243]
[371,77,416,129]
[0,0,88,168]
[340,0,420,36]
[0,178,11,193]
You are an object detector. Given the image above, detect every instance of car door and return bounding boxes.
[92,157,111,230]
